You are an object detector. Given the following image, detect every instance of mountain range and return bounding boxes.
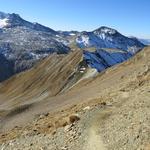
[0,11,145,81]
[139,38,150,45]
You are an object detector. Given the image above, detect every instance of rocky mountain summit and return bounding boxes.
[75,26,144,54]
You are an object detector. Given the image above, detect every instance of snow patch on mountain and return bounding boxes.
[0,18,9,28]
[83,49,132,72]
[29,52,49,60]
[69,33,76,36]
[76,36,90,47]
[75,27,144,54]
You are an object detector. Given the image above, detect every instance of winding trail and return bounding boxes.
[84,126,106,150]
[82,109,112,150]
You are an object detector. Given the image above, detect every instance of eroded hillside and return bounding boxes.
[0,47,150,150]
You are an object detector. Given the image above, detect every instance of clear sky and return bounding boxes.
[0,0,149,38]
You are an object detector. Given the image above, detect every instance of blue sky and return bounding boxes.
[0,0,149,38]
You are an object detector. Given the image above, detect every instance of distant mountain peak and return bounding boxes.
[94,26,117,35]
[139,38,150,45]
[0,12,21,20]
[0,12,23,28]
[0,11,57,33]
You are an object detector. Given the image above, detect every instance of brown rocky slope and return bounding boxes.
[0,46,150,150]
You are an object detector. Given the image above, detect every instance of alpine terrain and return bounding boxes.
[0,11,144,81]
[0,11,149,150]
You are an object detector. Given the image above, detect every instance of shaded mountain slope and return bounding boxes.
[83,48,132,72]
[0,54,13,82]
